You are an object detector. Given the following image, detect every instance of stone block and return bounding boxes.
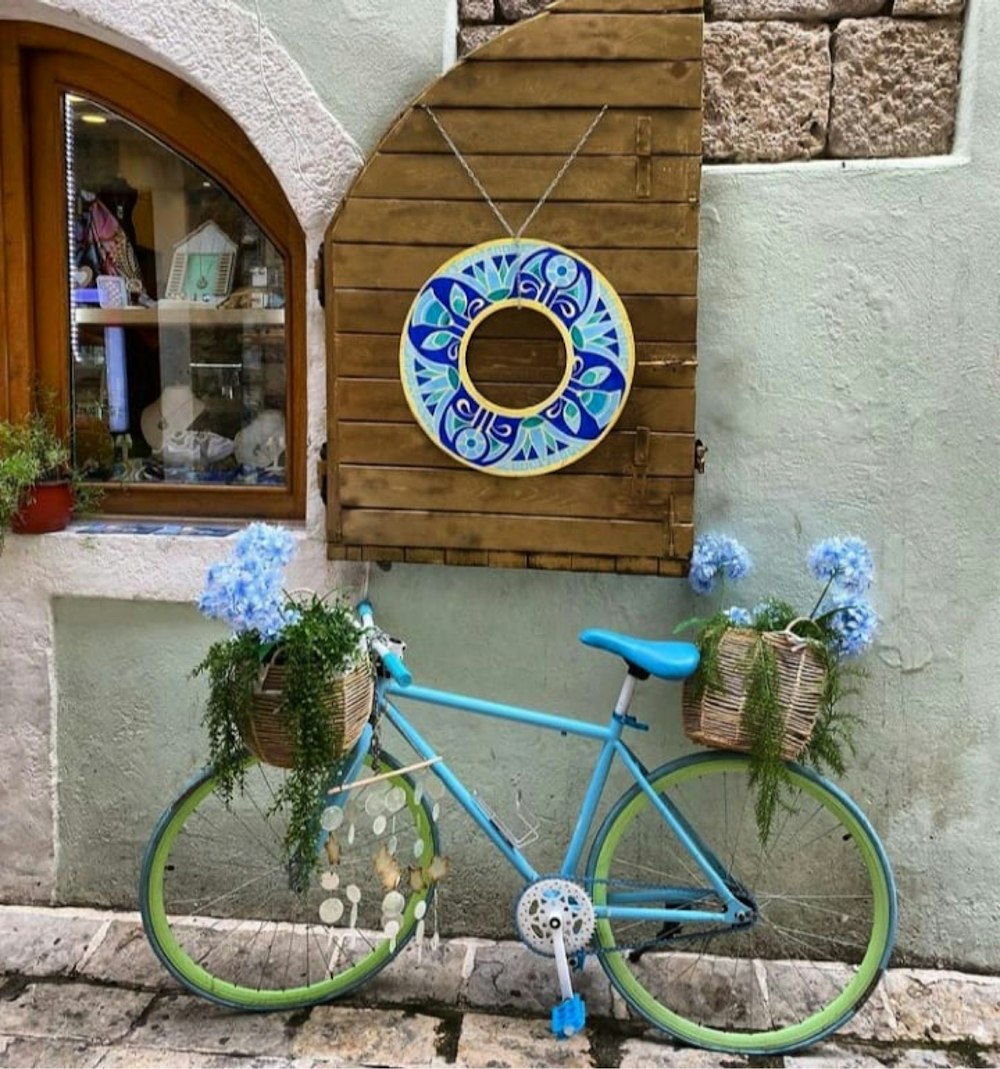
[620,1038,749,1066]
[0,907,105,978]
[883,968,1000,1045]
[893,0,964,15]
[352,936,467,1007]
[460,0,497,22]
[497,0,549,20]
[704,21,831,162]
[127,993,296,1057]
[292,1006,443,1067]
[0,983,152,1043]
[830,18,962,157]
[455,1013,592,1068]
[0,1037,107,1067]
[459,25,506,56]
[890,1050,961,1067]
[76,919,180,990]
[462,942,613,1018]
[784,1044,887,1067]
[710,0,882,18]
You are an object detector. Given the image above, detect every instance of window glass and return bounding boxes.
[66,94,288,488]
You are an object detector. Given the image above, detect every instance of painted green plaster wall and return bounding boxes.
[53,0,1000,967]
[232,0,455,153]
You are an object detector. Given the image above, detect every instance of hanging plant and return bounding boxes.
[681,535,878,843]
[193,524,371,875]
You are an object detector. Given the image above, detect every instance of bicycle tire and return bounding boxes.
[587,751,896,1055]
[140,749,439,1010]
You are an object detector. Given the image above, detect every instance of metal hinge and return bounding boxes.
[318,441,328,507]
[694,438,708,475]
[315,245,326,308]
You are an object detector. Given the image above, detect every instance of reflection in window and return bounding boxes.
[65,95,288,488]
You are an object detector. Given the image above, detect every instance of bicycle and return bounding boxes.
[140,599,897,1056]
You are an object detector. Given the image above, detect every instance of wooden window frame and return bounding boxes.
[0,24,307,519]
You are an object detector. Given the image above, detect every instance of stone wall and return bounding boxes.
[458,0,966,161]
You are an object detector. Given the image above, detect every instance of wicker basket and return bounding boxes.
[682,629,827,761]
[242,655,374,768]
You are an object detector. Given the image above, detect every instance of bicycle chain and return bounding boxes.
[586,878,735,956]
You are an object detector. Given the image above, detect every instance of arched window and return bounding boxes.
[1,25,306,518]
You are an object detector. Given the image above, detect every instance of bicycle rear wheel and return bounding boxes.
[587,752,896,1055]
[140,750,438,1010]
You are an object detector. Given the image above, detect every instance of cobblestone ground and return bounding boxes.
[1,907,998,1068]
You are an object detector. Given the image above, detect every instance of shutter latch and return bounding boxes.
[694,438,708,474]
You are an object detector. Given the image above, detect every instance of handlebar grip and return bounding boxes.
[380,651,412,688]
[357,599,375,628]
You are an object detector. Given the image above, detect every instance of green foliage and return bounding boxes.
[193,594,365,873]
[689,603,858,845]
[0,408,102,552]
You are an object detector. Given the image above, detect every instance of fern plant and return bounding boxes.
[683,536,878,844]
[194,525,366,875]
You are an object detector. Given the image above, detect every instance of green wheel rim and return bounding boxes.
[590,754,895,1055]
[142,757,436,1010]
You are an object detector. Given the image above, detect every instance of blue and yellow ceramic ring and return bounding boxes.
[399,239,635,477]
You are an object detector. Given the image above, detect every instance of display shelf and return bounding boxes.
[73,307,284,328]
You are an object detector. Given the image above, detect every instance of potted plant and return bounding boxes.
[194,523,373,874]
[0,410,100,551]
[681,534,878,843]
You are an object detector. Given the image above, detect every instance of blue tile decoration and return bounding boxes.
[73,522,239,537]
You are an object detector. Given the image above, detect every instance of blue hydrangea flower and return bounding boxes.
[689,534,752,595]
[725,606,753,627]
[807,536,874,596]
[824,596,878,659]
[198,524,297,638]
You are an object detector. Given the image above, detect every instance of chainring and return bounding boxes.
[514,878,595,957]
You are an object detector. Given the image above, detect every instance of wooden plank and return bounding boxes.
[572,554,617,572]
[333,290,697,341]
[379,108,701,156]
[334,335,696,388]
[422,61,702,110]
[352,154,700,203]
[528,553,575,571]
[0,38,33,421]
[336,378,694,432]
[363,545,405,562]
[331,244,698,296]
[340,465,685,520]
[673,493,694,522]
[333,199,698,249]
[616,555,660,574]
[446,549,490,566]
[488,551,528,568]
[405,547,447,564]
[555,0,702,11]
[673,523,694,556]
[658,558,687,577]
[343,509,666,556]
[337,422,695,477]
[470,15,701,62]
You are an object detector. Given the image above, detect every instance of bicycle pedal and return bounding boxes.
[551,994,586,1039]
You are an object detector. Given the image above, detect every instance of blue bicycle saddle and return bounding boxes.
[579,629,700,681]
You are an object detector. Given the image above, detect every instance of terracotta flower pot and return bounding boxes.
[12,480,74,534]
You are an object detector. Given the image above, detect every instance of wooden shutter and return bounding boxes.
[325,0,703,576]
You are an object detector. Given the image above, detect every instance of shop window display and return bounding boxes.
[66,95,287,488]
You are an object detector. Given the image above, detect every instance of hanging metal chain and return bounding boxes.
[421,104,609,240]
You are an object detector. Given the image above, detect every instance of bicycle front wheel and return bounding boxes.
[587,752,896,1055]
[140,750,438,1010]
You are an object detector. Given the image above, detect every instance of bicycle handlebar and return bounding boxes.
[357,600,413,688]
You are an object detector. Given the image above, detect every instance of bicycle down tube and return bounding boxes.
[379,677,746,928]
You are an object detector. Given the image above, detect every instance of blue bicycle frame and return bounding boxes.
[352,671,749,931]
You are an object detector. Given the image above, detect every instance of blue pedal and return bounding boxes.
[551,994,586,1038]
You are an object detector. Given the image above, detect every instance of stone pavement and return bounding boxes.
[1,906,998,1068]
